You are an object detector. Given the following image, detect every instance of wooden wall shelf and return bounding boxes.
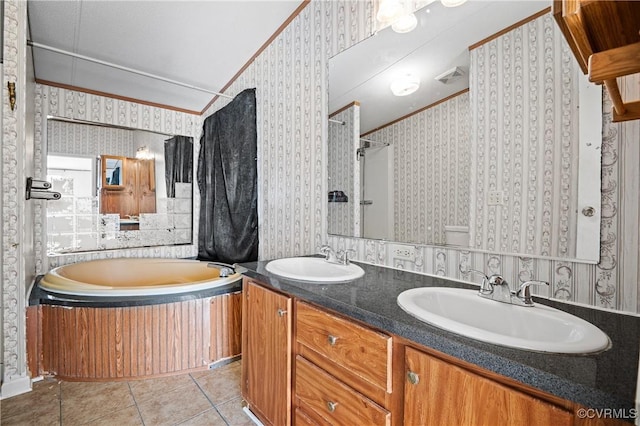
[553,0,640,122]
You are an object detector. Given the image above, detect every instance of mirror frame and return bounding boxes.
[101,155,126,189]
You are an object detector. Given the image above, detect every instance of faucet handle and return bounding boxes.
[460,266,491,294]
[487,274,507,286]
[338,248,356,265]
[516,280,549,306]
[459,265,488,280]
[319,244,333,260]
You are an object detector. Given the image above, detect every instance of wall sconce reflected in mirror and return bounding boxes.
[8,82,16,111]
[135,146,154,160]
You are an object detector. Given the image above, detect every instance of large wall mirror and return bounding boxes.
[46,118,194,254]
[327,1,603,263]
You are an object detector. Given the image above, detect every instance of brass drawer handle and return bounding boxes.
[407,370,420,385]
[277,309,287,317]
[327,335,338,346]
[326,401,338,413]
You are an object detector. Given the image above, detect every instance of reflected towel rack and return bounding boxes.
[360,138,389,147]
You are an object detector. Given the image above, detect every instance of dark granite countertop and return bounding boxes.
[240,259,639,414]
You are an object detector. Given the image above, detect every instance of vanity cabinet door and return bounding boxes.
[241,280,292,426]
[135,158,156,214]
[403,347,573,426]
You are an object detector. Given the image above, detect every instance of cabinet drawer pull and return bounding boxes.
[277,308,287,317]
[326,401,338,413]
[407,370,420,385]
[327,335,338,346]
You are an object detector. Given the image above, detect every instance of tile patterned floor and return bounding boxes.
[1,360,253,426]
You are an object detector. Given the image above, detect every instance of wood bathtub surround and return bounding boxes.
[29,292,242,381]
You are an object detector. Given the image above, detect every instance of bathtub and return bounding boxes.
[39,258,242,297]
[31,257,243,381]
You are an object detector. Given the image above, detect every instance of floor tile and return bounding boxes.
[217,397,254,426]
[191,362,242,405]
[1,407,61,426]
[136,379,212,426]
[61,381,134,425]
[2,361,244,425]
[177,407,228,426]
[128,373,194,404]
[87,404,143,426]
[1,378,60,425]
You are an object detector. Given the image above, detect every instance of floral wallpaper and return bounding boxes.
[2,0,33,397]
[328,104,360,237]
[366,92,470,245]
[202,0,375,260]
[47,119,136,157]
[470,14,581,259]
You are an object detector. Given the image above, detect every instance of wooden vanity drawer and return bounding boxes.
[295,356,391,426]
[295,302,392,393]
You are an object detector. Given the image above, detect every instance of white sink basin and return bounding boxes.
[265,257,364,283]
[397,287,610,354]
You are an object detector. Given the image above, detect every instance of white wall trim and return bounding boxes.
[0,376,31,399]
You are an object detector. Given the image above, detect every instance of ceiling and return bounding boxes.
[329,0,549,134]
[27,0,306,114]
[28,0,549,125]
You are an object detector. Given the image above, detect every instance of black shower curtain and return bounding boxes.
[164,135,193,198]
[197,88,258,264]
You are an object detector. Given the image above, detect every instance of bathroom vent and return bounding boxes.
[435,66,465,84]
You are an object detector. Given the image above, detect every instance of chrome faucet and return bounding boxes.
[485,274,514,304]
[462,267,549,307]
[319,245,339,264]
[515,280,550,306]
[320,245,355,265]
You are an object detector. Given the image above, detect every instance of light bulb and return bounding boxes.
[390,75,420,97]
[377,0,404,23]
[441,0,468,7]
[392,13,418,33]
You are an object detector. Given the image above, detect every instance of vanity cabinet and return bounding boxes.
[294,301,394,426]
[241,277,630,426]
[241,279,292,426]
[404,346,573,426]
[100,156,156,218]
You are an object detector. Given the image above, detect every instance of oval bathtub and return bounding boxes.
[40,258,242,297]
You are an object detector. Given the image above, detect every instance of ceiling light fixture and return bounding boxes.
[392,13,418,33]
[377,0,404,23]
[390,75,420,97]
[440,0,468,7]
